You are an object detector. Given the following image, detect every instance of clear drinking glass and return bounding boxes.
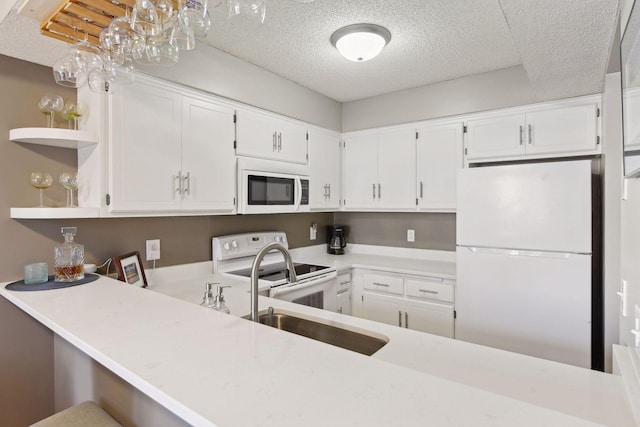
[59,172,79,207]
[30,172,53,207]
[62,102,84,130]
[38,95,63,128]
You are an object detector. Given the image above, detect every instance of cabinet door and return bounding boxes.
[235,108,279,161]
[336,290,352,315]
[401,298,454,338]
[181,97,236,212]
[466,113,526,161]
[624,89,640,151]
[417,122,463,211]
[109,80,182,212]
[342,134,378,209]
[362,293,403,327]
[525,104,599,156]
[277,119,308,164]
[309,129,341,209]
[377,128,417,210]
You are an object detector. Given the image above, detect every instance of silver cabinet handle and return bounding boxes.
[528,124,532,144]
[273,132,277,151]
[372,282,390,287]
[183,172,190,195]
[378,183,381,199]
[405,312,408,329]
[175,172,183,194]
[398,310,402,327]
[339,281,351,286]
[420,181,424,198]
[328,184,331,199]
[338,307,342,314]
[373,183,376,199]
[419,289,439,294]
[519,125,523,145]
[278,132,282,151]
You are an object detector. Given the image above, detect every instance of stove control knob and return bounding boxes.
[223,242,230,251]
[274,236,281,243]
[231,240,238,249]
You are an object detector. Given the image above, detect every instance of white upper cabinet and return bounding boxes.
[180,97,236,212]
[465,101,600,163]
[343,128,416,210]
[235,108,308,164]
[109,79,183,212]
[92,76,236,215]
[416,122,463,211]
[466,113,526,161]
[308,128,341,210]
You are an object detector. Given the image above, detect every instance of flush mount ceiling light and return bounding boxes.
[330,23,391,62]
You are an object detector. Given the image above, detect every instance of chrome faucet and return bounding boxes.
[250,242,297,322]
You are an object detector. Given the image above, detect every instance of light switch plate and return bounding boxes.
[407,229,415,242]
[146,239,160,261]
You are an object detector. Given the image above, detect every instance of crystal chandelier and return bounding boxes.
[51,0,314,94]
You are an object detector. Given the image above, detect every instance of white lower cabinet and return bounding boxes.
[353,269,455,338]
[336,272,352,315]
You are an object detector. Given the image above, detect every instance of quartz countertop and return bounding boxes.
[0,246,634,426]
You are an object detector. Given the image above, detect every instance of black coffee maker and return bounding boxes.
[327,226,347,255]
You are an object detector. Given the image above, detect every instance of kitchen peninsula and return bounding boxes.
[0,249,634,427]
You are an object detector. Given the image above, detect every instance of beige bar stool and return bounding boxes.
[30,401,122,427]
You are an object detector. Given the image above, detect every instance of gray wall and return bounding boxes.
[334,212,456,251]
[341,65,539,131]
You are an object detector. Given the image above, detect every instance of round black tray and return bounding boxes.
[5,273,100,291]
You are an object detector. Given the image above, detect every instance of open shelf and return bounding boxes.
[10,127,98,149]
[10,207,100,219]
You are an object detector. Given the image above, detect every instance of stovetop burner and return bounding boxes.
[227,262,330,282]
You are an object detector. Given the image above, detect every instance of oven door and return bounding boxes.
[269,273,338,312]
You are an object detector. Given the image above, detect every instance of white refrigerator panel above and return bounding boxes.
[457,160,592,253]
[455,247,592,368]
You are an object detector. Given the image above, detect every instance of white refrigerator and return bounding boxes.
[456,160,595,368]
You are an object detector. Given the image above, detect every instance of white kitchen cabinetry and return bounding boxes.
[309,128,341,210]
[77,75,236,216]
[108,78,236,213]
[353,270,455,338]
[342,128,416,210]
[416,122,463,211]
[235,108,308,164]
[466,102,599,162]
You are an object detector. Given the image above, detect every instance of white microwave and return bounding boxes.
[237,159,310,214]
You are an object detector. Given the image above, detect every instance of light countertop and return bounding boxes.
[0,246,634,426]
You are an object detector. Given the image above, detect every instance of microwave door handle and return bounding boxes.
[294,176,303,210]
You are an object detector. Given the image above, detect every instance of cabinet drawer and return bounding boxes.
[406,278,454,303]
[363,274,403,295]
[337,272,352,293]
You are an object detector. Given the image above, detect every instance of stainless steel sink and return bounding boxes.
[245,308,389,356]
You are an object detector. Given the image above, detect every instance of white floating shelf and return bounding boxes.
[9,127,97,149]
[10,207,100,219]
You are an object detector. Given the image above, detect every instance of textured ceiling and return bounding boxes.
[0,0,620,103]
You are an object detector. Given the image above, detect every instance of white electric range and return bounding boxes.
[212,232,338,311]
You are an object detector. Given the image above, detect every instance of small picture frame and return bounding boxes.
[113,251,147,288]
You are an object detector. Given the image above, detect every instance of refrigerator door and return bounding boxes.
[455,246,591,368]
[457,160,592,253]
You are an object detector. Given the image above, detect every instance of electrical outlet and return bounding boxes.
[310,223,318,240]
[146,239,160,261]
[407,229,415,242]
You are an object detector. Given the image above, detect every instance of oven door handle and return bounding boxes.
[270,274,336,298]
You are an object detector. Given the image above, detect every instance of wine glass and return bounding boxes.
[59,172,79,208]
[62,102,84,130]
[30,172,53,207]
[38,95,63,128]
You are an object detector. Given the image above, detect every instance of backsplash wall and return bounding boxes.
[333,212,456,251]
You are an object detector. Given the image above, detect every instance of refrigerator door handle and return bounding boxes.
[459,246,589,258]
